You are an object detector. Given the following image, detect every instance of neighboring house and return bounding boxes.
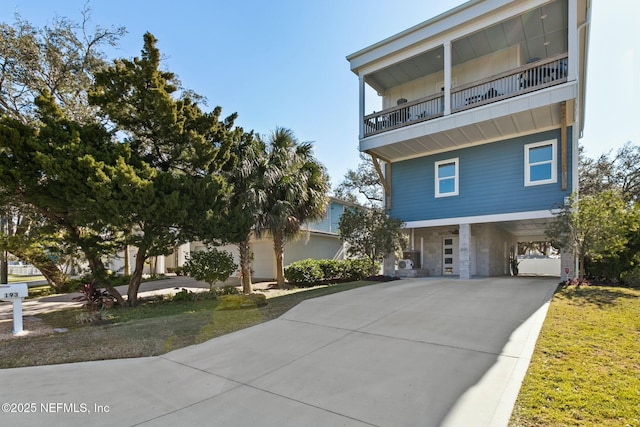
[347,0,590,279]
[164,197,355,282]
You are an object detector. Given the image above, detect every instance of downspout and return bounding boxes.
[561,101,567,191]
[569,0,590,277]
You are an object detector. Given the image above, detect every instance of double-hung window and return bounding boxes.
[525,140,557,186]
[435,158,459,197]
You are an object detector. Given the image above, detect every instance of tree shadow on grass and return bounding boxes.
[557,284,639,308]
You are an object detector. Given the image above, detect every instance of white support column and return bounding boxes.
[443,41,452,115]
[560,247,574,281]
[178,243,191,267]
[459,224,471,279]
[359,75,365,139]
[567,0,578,82]
[156,255,166,275]
[383,251,396,277]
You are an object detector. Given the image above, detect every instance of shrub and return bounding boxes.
[72,283,116,311]
[170,288,218,302]
[620,268,640,288]
[316,259,346,283]
[171,288,195,302]
[27,286,53,298]
[344,258,379,281]
[214,285,240,296]
[193,291,218,301]
[284,258,380,286]
[284,259,323,287]
[215,293,267,310]
[66,273,133,293]
[183,249,237,290]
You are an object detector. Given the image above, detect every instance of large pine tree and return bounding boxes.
[89,33,252,305]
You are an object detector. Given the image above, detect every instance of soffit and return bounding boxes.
[364,0,568,94]
[495,217,555,239]
[361,87,575,163]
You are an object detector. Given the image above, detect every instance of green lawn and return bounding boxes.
[0,280,377,368]
[8,274,45,283]
[510,285,640,426]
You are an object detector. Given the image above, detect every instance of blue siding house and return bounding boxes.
[347,0,590,278]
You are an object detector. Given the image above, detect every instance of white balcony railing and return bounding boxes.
[363,92,443,137]
[362,53,568,138]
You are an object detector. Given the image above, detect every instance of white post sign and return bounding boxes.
[0,283,28,334]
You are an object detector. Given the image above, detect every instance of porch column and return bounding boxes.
[443,41,452,115]
[459,223,471,279]
[156,255,165,275]
[567,0,578,82]
[383,251,396,277]
[560,247,574,281]
[178,243,190,267]
[359,75,365,139]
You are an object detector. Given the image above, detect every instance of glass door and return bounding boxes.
[443,237,459,275]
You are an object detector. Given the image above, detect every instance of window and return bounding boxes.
[435,158,459,197]
[525,140,557,186]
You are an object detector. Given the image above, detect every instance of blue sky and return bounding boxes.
[2,0,638,187]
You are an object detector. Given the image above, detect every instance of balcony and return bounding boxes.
[363,53,568,138]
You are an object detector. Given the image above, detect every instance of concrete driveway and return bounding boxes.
[0,277,557,427]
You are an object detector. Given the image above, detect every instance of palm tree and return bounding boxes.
[226,133,269,294]
[256,128,329,287]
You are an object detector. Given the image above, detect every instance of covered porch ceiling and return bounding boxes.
[365,0,568,94]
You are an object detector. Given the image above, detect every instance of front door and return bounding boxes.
[443,237,459,275]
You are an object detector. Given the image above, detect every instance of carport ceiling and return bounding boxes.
[496,218,555,239]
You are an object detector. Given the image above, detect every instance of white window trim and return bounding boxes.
[525,140,557,187]
[435,157,459,197]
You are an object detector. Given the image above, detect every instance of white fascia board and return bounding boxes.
[348,0,550,75]
[404,210,558,229]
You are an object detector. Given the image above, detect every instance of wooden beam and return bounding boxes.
[561,101,567,191]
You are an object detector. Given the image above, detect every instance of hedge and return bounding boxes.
[284,258,380,287]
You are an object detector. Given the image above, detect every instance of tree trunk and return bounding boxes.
[85,251,126,306]
[32,256,68,291]
[128,249,147,307]
[238,236,253,294]
[124,245,130,276]
[11,247,68,292]
[70,226,126,306]
[579,254,585,279]
[273,232,286,288]
[3,215,68,291]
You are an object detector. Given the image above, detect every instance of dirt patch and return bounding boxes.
[251,282,328,298]
[0,317,57,341]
